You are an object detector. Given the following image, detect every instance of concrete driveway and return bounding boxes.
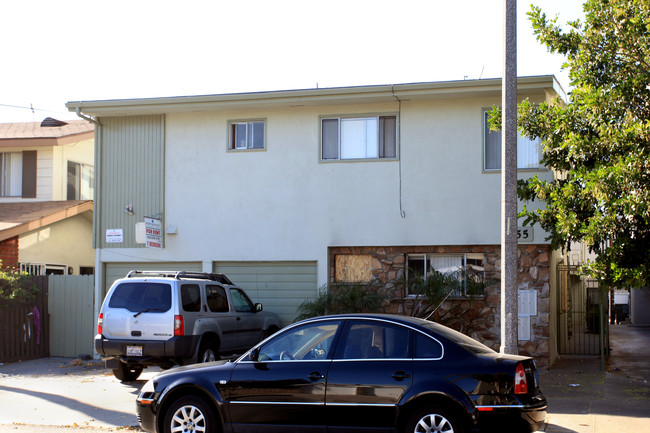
[0,357,157,430]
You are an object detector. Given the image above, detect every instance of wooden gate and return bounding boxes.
[48,275,95,357]
[0,276,49,363]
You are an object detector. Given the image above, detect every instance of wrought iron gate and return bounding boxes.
[557,265,609,356]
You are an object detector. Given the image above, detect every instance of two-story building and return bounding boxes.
[0,117,95,275]
[67,76,566,367]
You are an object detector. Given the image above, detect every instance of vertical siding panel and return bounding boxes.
[99,115,164,248]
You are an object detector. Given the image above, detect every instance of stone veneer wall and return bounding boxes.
[329,245,551,368]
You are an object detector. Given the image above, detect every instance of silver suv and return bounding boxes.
[95,270,281,381]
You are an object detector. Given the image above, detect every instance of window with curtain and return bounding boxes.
[406,253,485,297]
[321,115,397,160]
[0,152,22,197]
[229,120,265,150]
[484,111,543,170]
[67,161,94,200]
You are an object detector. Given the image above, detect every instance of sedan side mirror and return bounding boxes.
[250,347,260,362]
[255,303,263,313]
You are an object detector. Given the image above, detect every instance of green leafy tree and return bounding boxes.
[0,261,38,306]
[508,0,650,286]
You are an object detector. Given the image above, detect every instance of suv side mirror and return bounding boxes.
[255,303,263,313]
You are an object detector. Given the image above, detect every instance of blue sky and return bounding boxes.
[0,0,585,123]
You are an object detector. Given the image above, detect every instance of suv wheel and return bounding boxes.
[112,362,143,382]
[198,341,219,363]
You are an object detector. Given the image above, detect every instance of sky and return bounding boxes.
[0,0,586,124]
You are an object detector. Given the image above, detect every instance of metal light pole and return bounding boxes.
[501,0,519,355]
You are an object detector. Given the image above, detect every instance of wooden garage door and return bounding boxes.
[103,262,202,300]
[213,261,318,327]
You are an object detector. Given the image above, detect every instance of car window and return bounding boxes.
[337,321,410,359]
[108,282,172,313]
[414,332,443,359]
[206,285,228,312]
[230,288,254,313]
[422,322,495,355]
[181,284,201,312]
[257,321,341,361]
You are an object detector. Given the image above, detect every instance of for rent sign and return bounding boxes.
[145,217,163,249]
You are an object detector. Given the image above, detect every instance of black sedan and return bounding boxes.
[136,314,547,433]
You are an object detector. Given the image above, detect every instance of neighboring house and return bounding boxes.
[0,118,95,275]
[67,76,565,367]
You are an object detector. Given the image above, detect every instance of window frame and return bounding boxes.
[320,113,398,162]
[406,253,486,298]
[482,109,545,172]
[228,119,266,151]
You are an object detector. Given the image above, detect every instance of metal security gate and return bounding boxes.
[557,265,609,356]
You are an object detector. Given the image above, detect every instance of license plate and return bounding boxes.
[127,345,143,357]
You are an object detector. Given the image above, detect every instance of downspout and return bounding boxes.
[75,107,103,359]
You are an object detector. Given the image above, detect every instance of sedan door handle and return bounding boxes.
[308,372,325,381]
[392,370,411,381]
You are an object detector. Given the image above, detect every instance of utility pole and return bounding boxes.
[501,0,519,355]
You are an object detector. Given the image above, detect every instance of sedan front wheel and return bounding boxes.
[163,395,216,433]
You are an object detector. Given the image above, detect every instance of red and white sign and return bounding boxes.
[145,217,163,249]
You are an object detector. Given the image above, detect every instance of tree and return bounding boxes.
[508,0,650,287]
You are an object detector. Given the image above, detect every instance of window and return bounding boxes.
[230,288,254,313]
[336,321,410,360]
[206,285,229,312]
[321,115,397,160]
[484,111,543,170]
[229,120,265,150]
[67,161,94,200]
[256,320,341,361]
[108,282,172,313]
[414,333,443,359]
[406,253,485,297]
[1,152,22,197]
[181,284,201,312]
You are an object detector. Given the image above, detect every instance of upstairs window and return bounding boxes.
[484,111,543,170]
[67,161,94,200]
[229,120,265,150]
[0,152,22,197]
[321,115,397,160]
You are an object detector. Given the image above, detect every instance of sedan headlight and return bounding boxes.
[137,379,156,405]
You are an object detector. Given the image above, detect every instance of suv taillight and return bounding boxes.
[97,313,103,335]
[514,363,529,394]
[174,315,184,336]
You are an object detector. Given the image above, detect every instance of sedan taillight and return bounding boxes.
[97,313,103,335]
[174,315,184,336]
[514,362,529,394]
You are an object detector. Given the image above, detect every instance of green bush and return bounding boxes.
[0,262,39,306]
[295,280,390,321]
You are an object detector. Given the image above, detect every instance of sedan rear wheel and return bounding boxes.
[164,395,215,433]
[405,405,464,433]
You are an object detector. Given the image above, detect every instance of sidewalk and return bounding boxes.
[539,324,650,432]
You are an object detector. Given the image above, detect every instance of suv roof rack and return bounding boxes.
[125,270,234,285]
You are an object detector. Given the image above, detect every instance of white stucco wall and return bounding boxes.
[52,137,95,200]
[99,92,553,286]
[19,212,94,274]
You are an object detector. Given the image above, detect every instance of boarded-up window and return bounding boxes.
[335,254,372,282]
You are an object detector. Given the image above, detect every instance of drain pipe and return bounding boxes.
[74,107,104,359]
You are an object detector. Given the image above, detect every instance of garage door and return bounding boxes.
[103,262,202,300]
[213,261,318,327]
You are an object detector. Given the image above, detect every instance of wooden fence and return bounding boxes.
[0,276,49,362]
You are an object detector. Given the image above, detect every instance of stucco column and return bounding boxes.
[500,0,519,354]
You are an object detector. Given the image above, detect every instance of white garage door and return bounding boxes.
[213,261,318,327]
